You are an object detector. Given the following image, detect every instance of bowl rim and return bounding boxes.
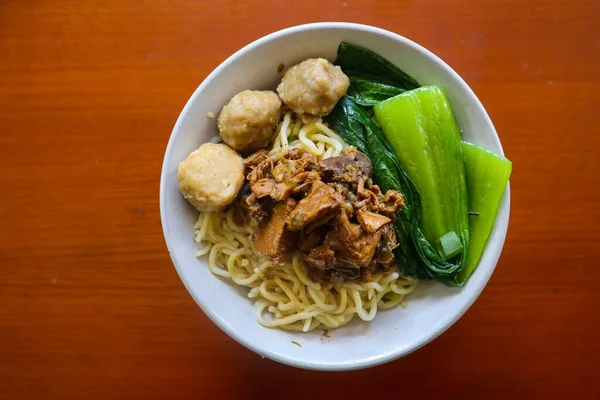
[159,22,510,371]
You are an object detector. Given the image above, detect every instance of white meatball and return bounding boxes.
[277,58,349,116]
[217,90,282,152]
[177,143,244,212]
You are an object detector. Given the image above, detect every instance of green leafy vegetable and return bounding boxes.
[346,78,406,107]
[335,42,418,107]
[452,141,512,285]
[335,42,420,90]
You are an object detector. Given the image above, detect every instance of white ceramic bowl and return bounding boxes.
[160,22,510,371]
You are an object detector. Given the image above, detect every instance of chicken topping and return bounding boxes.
[254,198,298,264]
[241,147,405,284]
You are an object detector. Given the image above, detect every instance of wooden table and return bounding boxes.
[1,0,598,398]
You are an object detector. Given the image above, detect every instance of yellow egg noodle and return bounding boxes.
[195,111,418,332]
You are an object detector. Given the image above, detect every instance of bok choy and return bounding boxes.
[328,41,510,285]
[374,86,469,268]
[453,141,511,285]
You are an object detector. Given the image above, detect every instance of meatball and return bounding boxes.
[217,90,282,152]
[178,143,244,212]
[277,58,349,117]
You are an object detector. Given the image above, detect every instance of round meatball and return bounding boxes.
[277,58,349,116]
[177,143,244,212]
[217,90,282,152]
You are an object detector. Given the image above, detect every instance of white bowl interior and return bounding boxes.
[160,23,510,371]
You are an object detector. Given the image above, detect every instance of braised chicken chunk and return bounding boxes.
[287,181,344,231]
[254,198,298,264]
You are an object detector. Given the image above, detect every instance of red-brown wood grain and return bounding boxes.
[1,0,599,398]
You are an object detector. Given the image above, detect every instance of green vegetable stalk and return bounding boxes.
[452,141,512,284]
[374,86,469,254]
[373,86,469,281]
